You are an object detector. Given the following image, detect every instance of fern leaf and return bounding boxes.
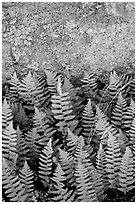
[59,148,75,188]
[106,132,121,188]
[66,128,78,155]
[2,99,13,130]
[33,73,50,109]
[81,71,97,93]
[19,71,36,109]
[2,158,27,202]
[75,160,98,202]
[33,107,48,134]
[96,143,109,191]
[44,70,57,95]
[129,118,135,156]
[74,136,92,171]
[16,126,29,170]
[51,163,74,201]
[110,70,120,85]
[9,72,21,103]
[82,99,95,144]
[25,128,42,159]
[111,92,127,128]
[118,147,134,194]
[94,105,110,146]
[123,98,135,129]
[19,161,35,201]
[51,91,77,133]
[38,139,53,187]
[2,121,17,160]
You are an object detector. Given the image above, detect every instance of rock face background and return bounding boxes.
[2,2,135,82]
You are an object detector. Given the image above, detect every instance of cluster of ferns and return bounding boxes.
[2,68,135,202]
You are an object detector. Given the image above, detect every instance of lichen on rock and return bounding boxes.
[2,2,135,81]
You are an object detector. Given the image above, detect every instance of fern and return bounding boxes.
[19,71,36,109]
[111,92,127,128]
[50,163,74,201]
[2,121,17,161]
[62,77,83,119]
[123,98,135,129]
[16,126,29,170]
[33,73,50,109]
[75,159,98,202]
[89,164,104,201]
[33,106,55,138]
[106,132,121,188]
[81,71,97,94]
[51,81,77,134]
[44,70,58,95]
[2,158,27,202]
[118,147,134,194]
[19,161,36,201]
[25,128,43,160]
[66,128,78,155]
[94,105,110,147]
[74,136,93,171]
[81,99,95,144]
[59,148,75,188]
[96,143,109,191]
[2,99,13,130]
[38,139,53,187]
[128,118,135,156]
[9,72,21,103]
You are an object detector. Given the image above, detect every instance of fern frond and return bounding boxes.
[74,136,91,170]
[33,107,48,134]
[33,73,50,109]
[110,70,120,85]
[33,107,55,144]
[51,91,77,133]
[2,99,13,130]
[19,161,35,201]
[75,160,98,202]
[123,99,135,129]
[89,164,104,201]
[9,72,21,103]
[66,128,78,155]
[19,71,36,109]
[128,118,135,155]
[82,99,95,144]
[106,132,121,188]
[25,128,42,159]
[59,148,75,187]
[51,163,74,201]
[16,126,29,170]
[118,147,134,194]
[44,70,57,95]
[94,105,110,146]
[96,143,109,191]
[81,71,97,93]
[2,158,27,202]
[38,139,53,187]
[111,92,127,128]
[2,121,17,160]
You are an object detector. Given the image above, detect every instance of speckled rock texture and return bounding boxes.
[2,2,135,82]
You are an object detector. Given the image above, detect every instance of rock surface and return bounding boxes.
[2,2,135,82]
